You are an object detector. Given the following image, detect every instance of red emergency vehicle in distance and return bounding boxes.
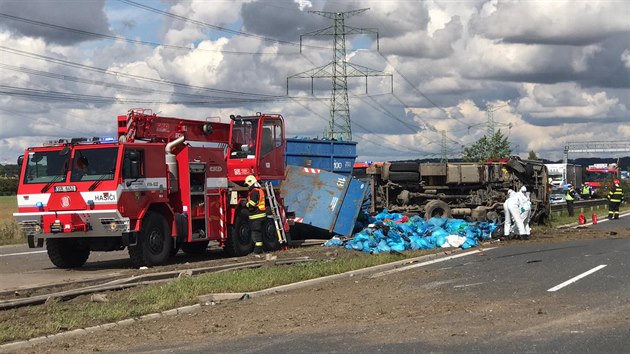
[584,163,619,193]
[13,109,288,268]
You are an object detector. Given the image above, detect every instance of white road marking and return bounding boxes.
[0,250,47,257]
[369,248,495,278]
[453,282,485,288]
[547,264,607,292]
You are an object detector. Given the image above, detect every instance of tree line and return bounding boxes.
[0,164,19,195]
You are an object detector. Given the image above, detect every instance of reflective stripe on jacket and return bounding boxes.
[565,188,575,201]
[608,187,624,203]
[247,187,266,219]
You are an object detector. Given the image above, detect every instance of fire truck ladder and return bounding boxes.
[263,182,287,245]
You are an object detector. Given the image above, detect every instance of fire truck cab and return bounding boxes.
[14,109,288,268]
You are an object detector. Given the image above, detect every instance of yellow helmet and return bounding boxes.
[244,175,258,187]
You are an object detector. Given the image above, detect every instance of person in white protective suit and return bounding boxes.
[503,189,526,239]
[516,186,532,240]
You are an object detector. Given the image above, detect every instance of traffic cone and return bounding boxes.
[578,211,586,225]
[592,212,597,225]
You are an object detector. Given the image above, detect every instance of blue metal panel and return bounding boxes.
[281,165,365,236]
[285,138,357,175]
[332,178,367,236]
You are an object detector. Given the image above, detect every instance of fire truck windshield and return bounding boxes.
[23,150,70,184]
[230,118,258,159]
[584,171,616,182]
[70,148,118,182]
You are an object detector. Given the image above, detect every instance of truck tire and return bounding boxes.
[181,241,209,255]
[506,159,526,174]
[46,238,90,269]
[129,212,172,267]
[262,218,281,252]
[424,200,452,220]
[388,171,420,183]
[389,161,419,172]
[486,211,501,223]
[224,212,253,257]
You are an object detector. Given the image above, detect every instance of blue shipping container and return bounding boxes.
[285,138,357,175]
[280,165,367,236]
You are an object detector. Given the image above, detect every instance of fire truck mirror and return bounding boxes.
[123,150,141,180]
[130,161,140,179]
[31,154,43,163]
[59,145,70,156]
[202,123,212,135]
[17,155,24,167]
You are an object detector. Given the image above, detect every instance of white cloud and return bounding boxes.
[0,0,628,164]
[517,83,622,119]
[294,0,313,11]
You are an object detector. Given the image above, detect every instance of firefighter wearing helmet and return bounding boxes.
[607,179,624,220]
[244,175,266,254]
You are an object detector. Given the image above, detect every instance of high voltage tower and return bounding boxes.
[287,8,392,141]
[440,130,448,163]
[485,102,512,138]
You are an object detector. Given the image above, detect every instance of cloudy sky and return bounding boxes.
[0,0,628,164]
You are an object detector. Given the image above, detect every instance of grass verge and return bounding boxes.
[0,195,23,246]
[0,250,427,344]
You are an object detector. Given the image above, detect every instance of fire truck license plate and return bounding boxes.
[54,185,77,192]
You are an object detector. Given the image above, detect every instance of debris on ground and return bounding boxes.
[325,210,497,253]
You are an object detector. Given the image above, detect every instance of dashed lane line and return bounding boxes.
[547,264,607,292]
[0,250,47,257]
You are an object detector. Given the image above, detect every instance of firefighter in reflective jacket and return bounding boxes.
[607,179,624,220]
[244,175,266,254]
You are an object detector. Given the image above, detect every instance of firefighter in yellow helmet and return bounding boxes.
[244,175,266,254]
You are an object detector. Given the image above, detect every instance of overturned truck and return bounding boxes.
[360,157,550,224]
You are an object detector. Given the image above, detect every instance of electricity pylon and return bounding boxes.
[287,8,392,141]
[485,102,511,138]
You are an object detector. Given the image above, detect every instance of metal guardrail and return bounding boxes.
[550,198,608,212]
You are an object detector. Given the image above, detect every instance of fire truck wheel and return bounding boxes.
[262,218,280,252]
[46,239,90,268]
[129,212,172,267]
[424,200,452,220]
[181,241,209,255]
[224,212,253,257]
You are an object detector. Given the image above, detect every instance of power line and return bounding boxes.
[0,46,283,99]
[377,51,469,127]
[289,97,427,155]
[117,0,329,51]
[0,12,299,56]
[0,83,331,106]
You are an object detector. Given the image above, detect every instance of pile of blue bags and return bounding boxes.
[325,210,497,253]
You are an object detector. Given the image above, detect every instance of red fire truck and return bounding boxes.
[13,109,289,268]
[584,163,619,195]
